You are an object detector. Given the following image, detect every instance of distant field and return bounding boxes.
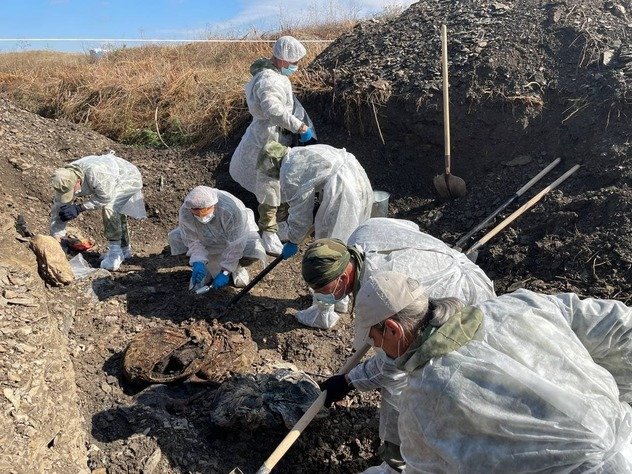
[0,24,350,147]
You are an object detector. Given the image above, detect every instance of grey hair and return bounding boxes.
[389,277,466,340]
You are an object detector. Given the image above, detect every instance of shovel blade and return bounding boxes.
[228,469,245,474]
[434,173,467,199]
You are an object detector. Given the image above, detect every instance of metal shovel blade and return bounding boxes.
[228,468,244,474]
[433,173,467,199]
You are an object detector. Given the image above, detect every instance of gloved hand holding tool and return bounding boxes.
[319,374,354,407]
[281,242,299,260]
[212,270,230,290]
[237,344,371,474]
[190,261,207,288]
[59,203,85,222]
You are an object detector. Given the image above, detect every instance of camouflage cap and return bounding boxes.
[301,238,350,289]
[51,166,81,204]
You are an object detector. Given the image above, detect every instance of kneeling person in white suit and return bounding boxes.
[169,186,266,291]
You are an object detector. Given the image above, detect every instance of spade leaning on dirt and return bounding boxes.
[1,1,632,473]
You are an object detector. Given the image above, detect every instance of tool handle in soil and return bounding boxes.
[465,164,580,257]
[223,254,284,311]
[255,344,371,474]
[441,24,451,172]
[454,157,561,249]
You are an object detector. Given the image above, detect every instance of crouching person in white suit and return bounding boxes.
[169,186,266,291]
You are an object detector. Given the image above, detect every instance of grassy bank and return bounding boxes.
[0,25,349,147]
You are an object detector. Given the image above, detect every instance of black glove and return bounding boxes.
[319,374,353,407]
[59,203,84,222]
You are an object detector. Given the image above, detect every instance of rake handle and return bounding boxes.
[441,24,451,174]
[465,164,580,257]
[454,157,561,249]
[256,344,371,474]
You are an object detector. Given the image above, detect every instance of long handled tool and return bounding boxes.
[223,254,284,312]
[434,24,467,199]
[464,165,580,261]
[196,255,284,314]
[232,344,371,474]
[454,157,562,250]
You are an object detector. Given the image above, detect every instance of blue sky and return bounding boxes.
[0,0,416,52]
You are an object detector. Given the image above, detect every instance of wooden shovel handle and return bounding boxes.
[441,24,451,174]
[256,344,371,474]
[465,165,580,256]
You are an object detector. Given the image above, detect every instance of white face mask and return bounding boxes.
[371,323,401,362]
[313,277,345,305]
[194,212,214,224]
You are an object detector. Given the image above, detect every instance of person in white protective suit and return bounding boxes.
[306,218,495,473]
[168,186,266,291]
[257,139,373,262]
[229,35,316,256]
[50,152,146,271]
[350,270,632,473]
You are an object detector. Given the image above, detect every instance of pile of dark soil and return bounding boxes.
[307,0,632,301]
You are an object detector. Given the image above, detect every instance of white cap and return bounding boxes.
[353,271,428,350]
[184,186,218,209]
[273,36,307,62]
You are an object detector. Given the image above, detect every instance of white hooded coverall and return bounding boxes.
[397,289,632,473]
[230,61,302,199]
[281,144,373,244]
[50,153,146,238]
[170,190,266,278]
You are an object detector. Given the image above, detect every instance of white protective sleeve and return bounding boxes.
[250,69,303,133]
[178,191,259,273]
[230,68,298,197]
[398,290,632,473]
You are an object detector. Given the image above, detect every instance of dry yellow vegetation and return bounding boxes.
[0,23,351,147]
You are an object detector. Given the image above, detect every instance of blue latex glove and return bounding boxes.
[191,261,207,285]
[213,271,230,289]
[299,127,314,143]
[281,242,299,260]
[59,203,84,222]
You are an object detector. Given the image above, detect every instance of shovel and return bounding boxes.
[454,157,561,250]
[230,344,371,474]
[464,164,580,262]
[434,24,467,199]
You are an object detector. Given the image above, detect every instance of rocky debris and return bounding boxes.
[30,234,74,286]
[0,224,87,473]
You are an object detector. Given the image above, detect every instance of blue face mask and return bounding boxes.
[281,64,298,76]
[313,277,344,305]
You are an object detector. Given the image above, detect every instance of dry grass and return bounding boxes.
[0,24,351,147]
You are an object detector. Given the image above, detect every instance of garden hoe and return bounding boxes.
[229,344,371,474]
[464,164,580,262]
[434,24,467,199]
